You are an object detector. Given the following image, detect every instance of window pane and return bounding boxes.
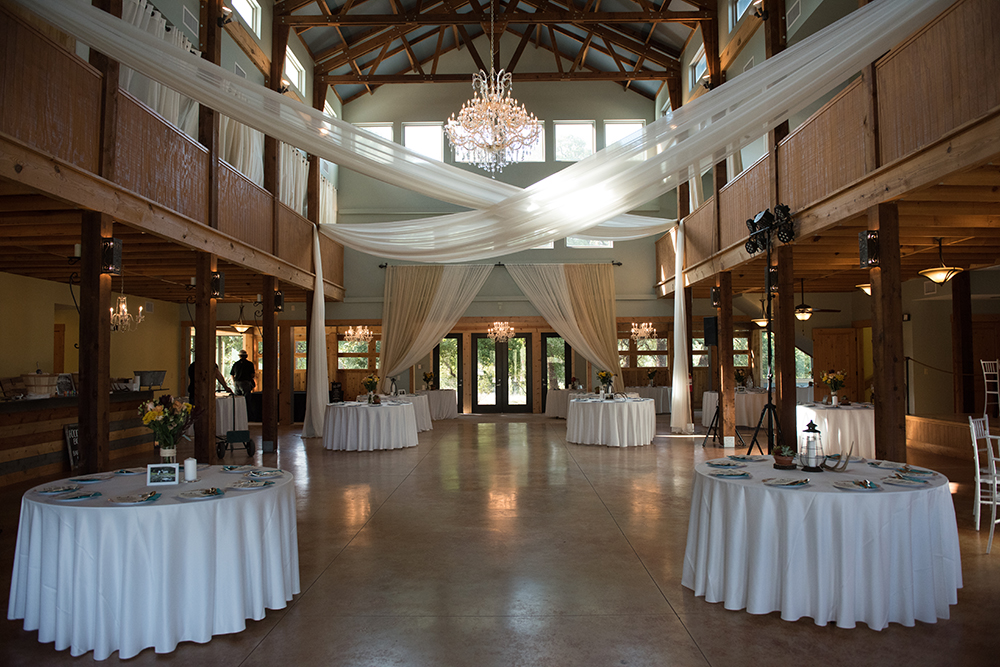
[636,337,668,352]
[638,355,668,367]
[438,338,459,391]
[507,337,527,405]
[284,48,304,91]
[566,237,613,248]
[522,125,545,162]
[231,0,260,35]
[692,337,707,351]
[295,357,308,370]
[619,354,629,368]
[338,340,369,354]
[295,341,307,353]
[617,339,631,352]
[338,357,369,370]
[796,348,813,383]
[735,354,749,367]
[356,124,393,142]
[734,336,749,351]
[554,122,594,161]
[404,124,443,161]
[692,353,709,368]
[605,121,644,146]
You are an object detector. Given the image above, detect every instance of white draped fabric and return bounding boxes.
[280,143,310,216]
[15,0,951,262]
[506,264,622,392]
[320,174,337,225]
[219,114,264,185]
[670,225,692,433]
[301,228,330,438]
[378,265,493,391]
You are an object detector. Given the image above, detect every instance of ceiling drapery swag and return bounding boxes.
[302,228,330,438]
[14,0,952,262]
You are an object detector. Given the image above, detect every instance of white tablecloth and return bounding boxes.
[215,392,249,436]
[682,458,961,630]
[625,386,672,413]
[357,394,432,432]
[701,390,769,427]
[566,398,656,447]
[544,389,590,418]
[7,466,299,660]
[797,404,876,459]
[323,401,418,451]
[415,389,458,420]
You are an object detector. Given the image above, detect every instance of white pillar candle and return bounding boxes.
[184,457,197,481]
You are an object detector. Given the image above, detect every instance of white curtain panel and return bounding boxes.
[301,227,330,438]
[319,175,337,225]
[279,143,309,215]
[506,264,621,391]
[670,225,692,433]
[21,0,950,261]
[219,114,265,186]
[379,264,493,390]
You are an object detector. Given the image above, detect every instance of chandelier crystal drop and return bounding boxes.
[488,321,515,343]
[445,0,540,175]
[345,325,373,344]
[630,322,656,342]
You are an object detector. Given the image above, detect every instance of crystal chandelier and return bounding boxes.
[445,0,541,175]
[630,322,656,342]
[345,325,373,344]
[110,272,143,333]
[487,321,514,343]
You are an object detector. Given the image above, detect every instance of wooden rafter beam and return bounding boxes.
[321,69,669,83]
[279,10,712,26]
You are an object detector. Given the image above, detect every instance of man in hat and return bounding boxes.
[230,350,256,396]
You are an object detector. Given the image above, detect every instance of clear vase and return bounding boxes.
[831,393,839,407]
[159,437,177,463]
[368,391,374,404]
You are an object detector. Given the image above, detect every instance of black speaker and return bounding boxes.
[704,316,718,346]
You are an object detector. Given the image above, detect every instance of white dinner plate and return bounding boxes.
[710,470,751,478]
[763,477,810,488]
[178,488,225,500]
[229,479,275,490]
[68,473,114,483]
[54,491,103,501]
[36,484,82,495]
[706,460,747,468]
[833,480,882,491]
[728,455,767,462]
[113,467,147,475]
[245,469,283,479]
[881,476,927,487]
[867,460,903,470]
[108,493,161,505]
[221,465,257,473]
[898,465,935,476]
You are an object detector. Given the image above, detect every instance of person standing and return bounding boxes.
[230,350,256,396]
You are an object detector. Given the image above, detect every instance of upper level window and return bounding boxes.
[604,120,644,148]
[565,237,613,249]
[690,46,707,91]
[323,100,337,119]
[356,123,393,142]
[232,0,262,38]
[735,0,755,22]
[403,123,443,161]
[554,121,595,162]
[284,47,305,93]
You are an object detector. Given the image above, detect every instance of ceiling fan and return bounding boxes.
[795,279,841,321]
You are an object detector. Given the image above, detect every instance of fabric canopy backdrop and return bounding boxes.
[14,0,952,261]
[670,225,692,433]
[301,228,330,438]
[377,265,493,393]
[506,264,623,393]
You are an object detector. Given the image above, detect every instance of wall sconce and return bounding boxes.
[273,290,284,312]
[210,271,224,298]
[101,237,123,275]
[279,78,291,94]
[711,286,721,308]
[856,283,872,295]
[752,0,769,20]
[218,5,234,27]
[919,238,964,284]
[859,230,879,268]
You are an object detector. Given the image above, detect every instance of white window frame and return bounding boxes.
[553,120,595,162]
[603,120,645,148]
[231,0,262,38]
[356,123,394,142]
[733,0,754,26]
[284,47,305,93]
[403,122,444,161]
[565,238,613,249]
[690,45,707,91]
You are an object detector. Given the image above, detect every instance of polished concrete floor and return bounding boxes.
[2,413,999,666]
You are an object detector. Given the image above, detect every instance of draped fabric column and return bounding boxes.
[319,175,337,225]
[670,225,692,433]
[377,265,493,392]
[507,264,622,392]
[301,228,330,438]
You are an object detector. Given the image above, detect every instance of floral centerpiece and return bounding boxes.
[646,369,657,386]
[423,371,434,390]
[821,369,846,405]
[363,374,379,402]
[597,370,615,394]
[772,443,797,469]
[139,395,194,463]
[734,368,747,386]
[570,376,579,390]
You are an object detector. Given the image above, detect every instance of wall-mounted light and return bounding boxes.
[918,238,964,284]
[711,286,721,308]
[279,78,291,95]
[856,283,872,295]
[101,237,123,275]
[859,230,879,268]
[210,271,224,298]
[273,290,284,312]
[752,0,769,20]
[217,5,234,27]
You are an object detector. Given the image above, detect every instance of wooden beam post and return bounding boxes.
[78,213,112,473]
[868,202,907,461]
[775,244,796,451]
[194,254,218,462]
[951,270,974,413]
[261,277,279,451]
[717,271,736,444]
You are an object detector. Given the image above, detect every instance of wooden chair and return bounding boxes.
[983,360,1000,418]
[968,417,999,543]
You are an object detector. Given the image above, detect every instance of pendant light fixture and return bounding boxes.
[794,279,813,321]
[918,238,964,284]
[751,298,768,328]
[233,301,252,334]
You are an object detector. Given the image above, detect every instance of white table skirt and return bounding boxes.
[544,389,590,418]
[682,458,961,630]
[701,391,769,427]
[7,467,299,660]
[215,393,249,436]
[625,386,672,413]
[566,398,656,447]
[797,404,876,459]
[323,401,418,451]
[356,394,432,432]
[415,389,458,420]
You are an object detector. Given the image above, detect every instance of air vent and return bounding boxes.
[234,62,247,79]
[182,6,199,38]
[923,281,937,296]
[145,301,154,314]
[786,0,802,28]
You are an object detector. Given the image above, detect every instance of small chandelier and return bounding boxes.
[751,298,768,328]
[445,0,540,175]
[631,322,656,342]
[918,238,963,284]
[110,295,143,332]
[345,325,373,344]
[233,302,252,334]
[488,321,514,343]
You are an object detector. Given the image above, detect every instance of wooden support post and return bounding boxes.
[194,254,217,462]
[261,278,279,451]
[952,270,974,413]
[78,213,112,473]
[199,0,222,230]
[775,244,796,451]
[868,203,907,461]
[717,271,736,444]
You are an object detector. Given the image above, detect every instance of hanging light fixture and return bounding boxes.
[751,298,768,328]
[631,322,656,342]
[345,325,373,344]
[445,0,541,175]
[233,301,252,333]
[109,273,143,333]
[856,283,872,295]
[794,279,813,321]
[488,321,515,343]
[919,238,964,284]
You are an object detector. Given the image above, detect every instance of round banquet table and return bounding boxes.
[566,398,656,447]
[415,389,458,420]
[323,401,418,451]
[544,389,589,418]
[356,394,432,432]
[682,457,961,630]
[215,392,249,436]
[625,386,672,413]
[796,403,875,459]
[7,466,299,660]
[701,390,769,427]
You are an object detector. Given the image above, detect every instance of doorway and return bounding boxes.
[434,334,463,413]
[472,333,532,413]
[541,334,572,412]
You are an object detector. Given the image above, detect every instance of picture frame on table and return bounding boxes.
[147,463,180,486]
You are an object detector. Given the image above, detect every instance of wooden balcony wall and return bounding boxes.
[684,199,716,268]
[276,204,314,273]
[319,231,345,288]
[654,230,676,293]
[0,13,100,172]
[115,93,209,224]
[655,0,999,288]
[219,162,273,251]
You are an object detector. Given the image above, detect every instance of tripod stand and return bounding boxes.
[701,403,747,448]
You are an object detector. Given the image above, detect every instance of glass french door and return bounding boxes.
[433,334,463,413]
[541,334,572,412]
[472,333,532,413]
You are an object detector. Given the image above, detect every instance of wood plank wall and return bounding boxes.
[878,0,1000,164]
[115,94,209,224]
[219,162,272,250]
[319,231,345,288]
[719,156,770,249]
[276,204,313,271]
[684,199,716,268]
[0,9,101,172]
[655,231,676,291]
